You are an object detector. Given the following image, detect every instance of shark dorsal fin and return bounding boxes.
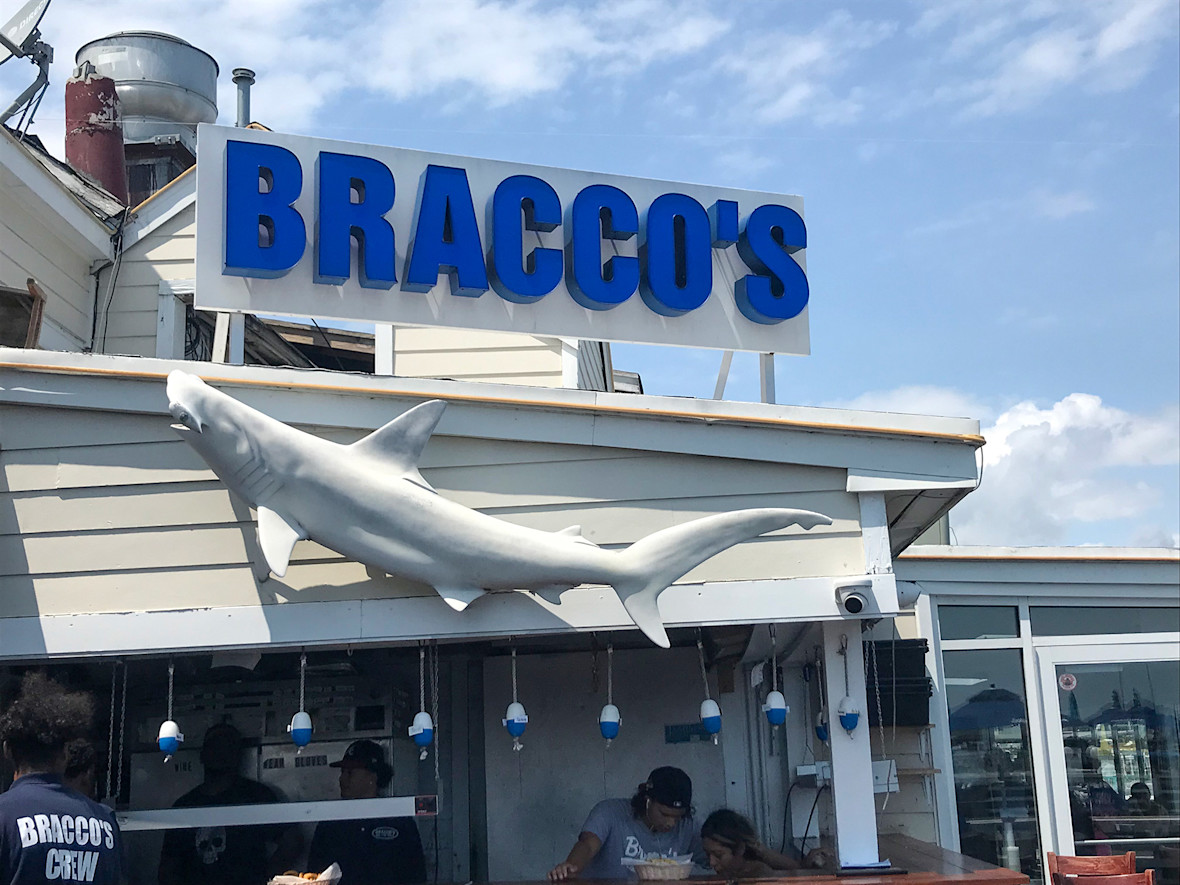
[257,506,307,578]
[556,525,599,547]
[350,400,447,476]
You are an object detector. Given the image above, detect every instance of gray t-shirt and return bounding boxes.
[579,798,702,880]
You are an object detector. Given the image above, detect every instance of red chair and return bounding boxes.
[1049,874,1153,885]
[1047,852,1137,878]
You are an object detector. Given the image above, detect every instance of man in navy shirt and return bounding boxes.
[307,740,426,885]
[0,672,124,884]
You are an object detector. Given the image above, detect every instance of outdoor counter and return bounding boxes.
[491,835,1029,885]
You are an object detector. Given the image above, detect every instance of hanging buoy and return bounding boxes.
[504,701,528,737]
[762,690,788,726]
[410,710,435,748]
[815,708,830,743]
[505,648,527,750]
[599,704,621,740]
[838,695,860,735]
[411,646,434,757]
[288,652,312,750]
[157,720,183,760]
[288,711,313,748]
[700,698,722,734]
[159,660,182,760]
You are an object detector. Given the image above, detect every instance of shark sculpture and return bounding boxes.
[166,371,832,646]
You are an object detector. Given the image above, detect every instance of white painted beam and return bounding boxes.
[821,619,880,867]
[375,323,395,375]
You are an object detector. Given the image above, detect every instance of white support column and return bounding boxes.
[759,352,776,404]
[374,323,395,375]
[821,619,880,868]
[212,313,245,364]
[560,338,580,388]
[858,492,892,575]
[714,350,734,400]
[155,292,185,359]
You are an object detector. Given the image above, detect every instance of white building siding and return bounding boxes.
[0,185,95,350]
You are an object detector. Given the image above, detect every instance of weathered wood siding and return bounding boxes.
[0,399,863,621]
[0,185,95,350]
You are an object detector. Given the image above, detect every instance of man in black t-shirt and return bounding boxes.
[0,672,124,884]
[307,740,426,884]
[158,723,301,885]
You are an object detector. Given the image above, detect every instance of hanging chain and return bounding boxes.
[511,647,518,704]
[697,636,711,699]
[608,645,615,703]
[299,651,307,711]
[106,662,119,801]
[115,664,127,803]
[430,643,441,784]
[167,660,175,720]
[870,640,885,758]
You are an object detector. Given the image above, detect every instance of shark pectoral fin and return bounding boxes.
[436,586,487,612]
[256,506,307,578]
[556,526,599,547]
[532,584,574,605]
[351,400,447,476]
[619,587,671,648]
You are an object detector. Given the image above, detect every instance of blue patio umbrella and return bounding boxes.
[949,687,1027,731]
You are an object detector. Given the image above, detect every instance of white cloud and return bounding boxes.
[824,385,994,421]
[711,11,895,127]
[914,0,1180,118]
[1029,187,1095,219]
[953,393,1180,546]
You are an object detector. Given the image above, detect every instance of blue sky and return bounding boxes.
[3,0,1177,548]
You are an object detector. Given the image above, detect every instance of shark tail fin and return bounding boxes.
[612,508,832,647]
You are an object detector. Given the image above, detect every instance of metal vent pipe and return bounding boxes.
[232,67,254,127]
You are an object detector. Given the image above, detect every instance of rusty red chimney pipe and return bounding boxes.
[65,62,128,205]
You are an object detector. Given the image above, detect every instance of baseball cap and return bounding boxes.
[330,739,389,777]
[647,766,692,809]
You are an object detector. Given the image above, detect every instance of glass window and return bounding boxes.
[944,649,1043,883]
[1030,606,1180,636]
[1057,660,1179,869]
[939,605,1020,641]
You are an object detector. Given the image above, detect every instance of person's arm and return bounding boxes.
[548,831,603,881]
[747,840,801,871]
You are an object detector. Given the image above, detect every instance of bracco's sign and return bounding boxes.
[195,124,810,353]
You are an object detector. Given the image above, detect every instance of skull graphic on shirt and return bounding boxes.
[195,826,227,863]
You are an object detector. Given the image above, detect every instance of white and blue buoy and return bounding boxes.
[762,690,788,726]
[815,707,830,743]
[157,720,183,759]
[288,711,313,748]
[410,710,434,748]
[504,701,528,741]
[599,704,621,741]
[700,698,722,735]
[838,695,860,735]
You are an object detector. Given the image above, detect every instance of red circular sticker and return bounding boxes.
[1059,673,1077,692]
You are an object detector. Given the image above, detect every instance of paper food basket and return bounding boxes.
[267,864,342,885]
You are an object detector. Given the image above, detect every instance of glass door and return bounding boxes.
[1037,641,1180,883]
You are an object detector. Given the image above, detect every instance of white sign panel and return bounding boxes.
[195,124,809,353]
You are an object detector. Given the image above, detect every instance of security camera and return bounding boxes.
[835,580,873,616]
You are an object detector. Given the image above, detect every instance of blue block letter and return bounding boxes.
[488,175,563,303]
[566,184,638,310]
[735,204,808,324]
[225,140,305,278]
[640,193,712,317]
[315,152,396,288]
[403,165,489,298]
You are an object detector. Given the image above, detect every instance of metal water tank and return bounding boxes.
[74,31,218,147]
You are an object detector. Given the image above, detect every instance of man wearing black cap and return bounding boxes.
[307,739,426,884]
[549,766,703,880]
